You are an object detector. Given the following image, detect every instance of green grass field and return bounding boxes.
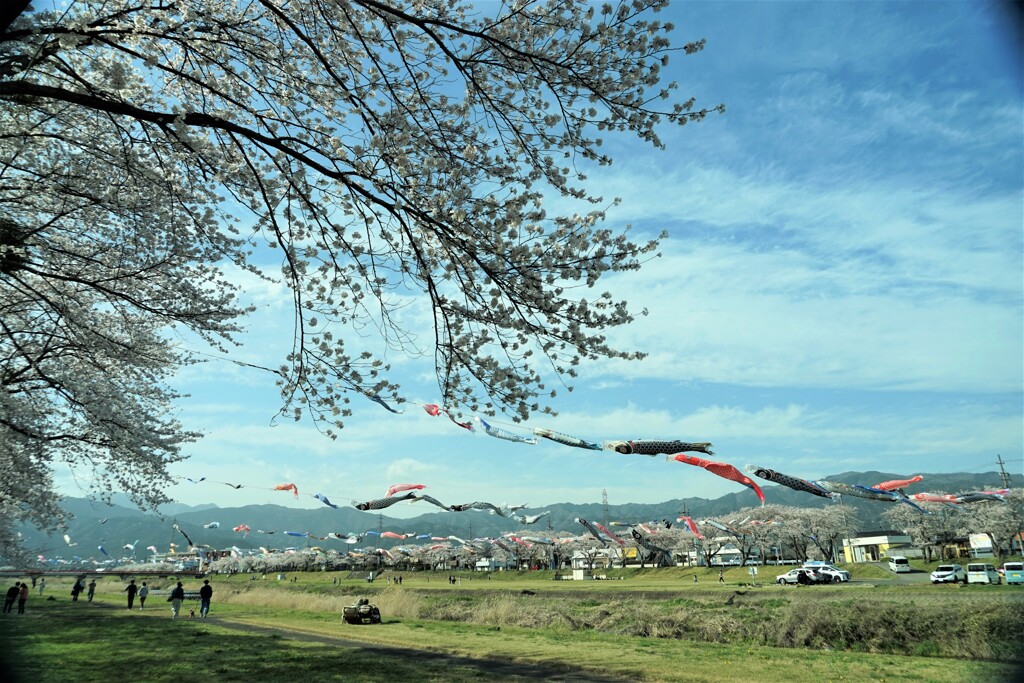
[2,565,1022,683]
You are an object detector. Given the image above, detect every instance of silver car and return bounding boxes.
[930,564,966,584]
[776,568,824,585]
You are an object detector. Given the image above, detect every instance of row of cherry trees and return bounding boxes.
[881,490,1023,562]
[177,494,1019,575]
[40,490,1022,575]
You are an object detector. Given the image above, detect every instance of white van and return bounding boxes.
[966,563,1001,584]
[887,556,910,573]
[803,561,851,582]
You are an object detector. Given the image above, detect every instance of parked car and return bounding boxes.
[776,568,825,585]
[887,556,911,573]
[1001,562,1024,585]
[930,564,967,584]
[966,562,1001,584]
[803,562,851,582]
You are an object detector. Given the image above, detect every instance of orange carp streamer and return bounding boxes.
[873,475,923,491]
[274,483,299,498]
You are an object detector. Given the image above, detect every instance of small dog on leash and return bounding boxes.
[188,608,195,618]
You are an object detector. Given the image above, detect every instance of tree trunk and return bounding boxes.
[0,0,30,36]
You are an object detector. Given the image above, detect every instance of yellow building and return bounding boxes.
[841,530,922,563]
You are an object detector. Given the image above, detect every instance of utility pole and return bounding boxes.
[995,454,1012,489]
[602,489,610,529]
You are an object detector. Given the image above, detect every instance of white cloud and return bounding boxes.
[385,458,439,481]
[566,157,1022,394]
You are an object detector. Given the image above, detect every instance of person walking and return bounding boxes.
[124,579,138,609]
[138,582,148,609]
[198,580,212,618]
[693,574,698,584]
[86,580,96,602]
[718,570,725,583]
[4,582,20,614]
[37,578,45,595]
[17,582,28,614]
[169,582,185,618]
[71,577,83,602]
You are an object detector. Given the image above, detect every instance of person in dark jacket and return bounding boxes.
[124,579,138,609]
[169,582,185,618]
[3,582,20,614]
[198,580,213,618]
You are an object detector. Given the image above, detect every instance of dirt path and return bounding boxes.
[211,616,628,682]
[68,599,626,681]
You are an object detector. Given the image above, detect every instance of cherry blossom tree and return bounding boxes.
[770,506,840,563]
[955,491,1024,560]
[689,519,727,567]
[731,504,789,565]
[881,500,970,562]
[0,0,721,558]
[799,503,858,563]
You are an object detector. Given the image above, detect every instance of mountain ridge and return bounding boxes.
[14,470,1017,561]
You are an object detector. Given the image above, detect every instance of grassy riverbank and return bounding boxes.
[2,568,1021,682]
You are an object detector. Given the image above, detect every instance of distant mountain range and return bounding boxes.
[16,470,1018,561]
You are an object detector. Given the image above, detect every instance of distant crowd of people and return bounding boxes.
[69,576,97,602]
[2,576,213,619]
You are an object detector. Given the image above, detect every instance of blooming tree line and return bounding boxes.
[25,488,1023,573]
[881,489,1024,563]
[0,0,723,560]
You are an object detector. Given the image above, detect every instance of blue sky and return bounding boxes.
[64,2,1022,515]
